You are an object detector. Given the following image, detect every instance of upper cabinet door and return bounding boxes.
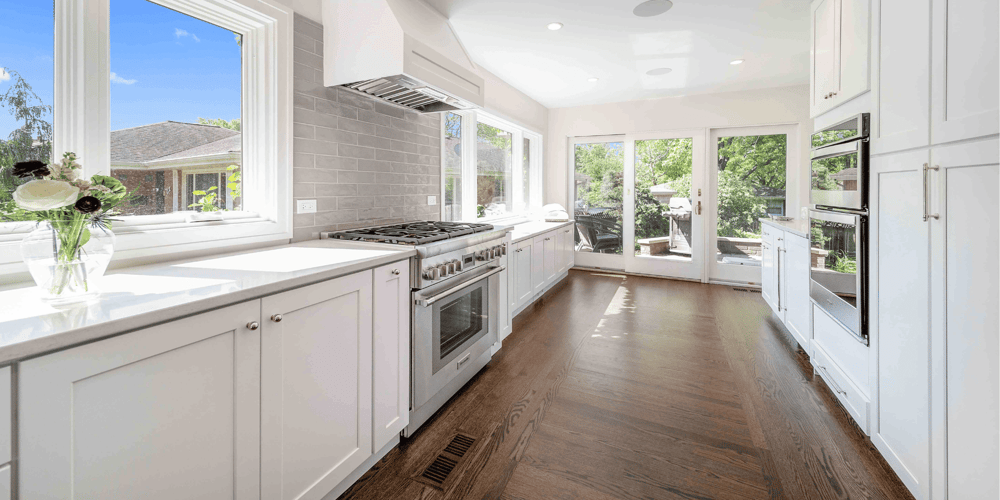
[871,0,932,154]
[261,271,374,500]
[930,0,999,144]
[812,0,840,112]
[838,0,871,100]
[20,300,262,500]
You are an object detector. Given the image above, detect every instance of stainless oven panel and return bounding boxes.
[808,209,868,343]
[811,140,868,211]
[412,266,500,408]
[810,113,869,150]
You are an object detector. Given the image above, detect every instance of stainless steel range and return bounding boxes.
[323,221,510,437]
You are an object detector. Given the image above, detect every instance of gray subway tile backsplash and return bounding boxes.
[291,14,441,241]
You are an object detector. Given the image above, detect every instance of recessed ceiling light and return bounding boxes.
[588,77,599,82]
[547,22,564,30]
[730,59,745,65]
[633,0,673,17]
[646,67,673,76]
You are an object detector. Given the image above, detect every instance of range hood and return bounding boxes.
[323,0,485,113]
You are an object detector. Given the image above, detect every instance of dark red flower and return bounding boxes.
[12,160,50,179]
[74,196,102,214]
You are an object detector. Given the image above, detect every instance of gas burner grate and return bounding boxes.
[326,221,494,245]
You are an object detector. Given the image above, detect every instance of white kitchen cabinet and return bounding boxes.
[498,243,512,342]
[531,234,552,294]
[513,238,534,310]
[810,0,870,117]
[870,149,931,498]
[931,140,999,500]
[870,0,931,154]
[372,260,410,452]
[20,300,263,500]
[261,271,373,500]
[558,225,575,274]
[760,225,780,316]
[930,0,999,145]
[783,232,811,350]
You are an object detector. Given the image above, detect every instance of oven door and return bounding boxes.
[811,140,868,211]
[412,265,502,408]
[809,209,868,343]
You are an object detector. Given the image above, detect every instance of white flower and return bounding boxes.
[13,180,81,211]
[73,179,92,191]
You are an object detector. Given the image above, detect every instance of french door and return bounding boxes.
[708,125,797,284]
[570,124,795,285]
[570,131,705,281]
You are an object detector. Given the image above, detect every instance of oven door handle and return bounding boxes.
[415,266,506,307]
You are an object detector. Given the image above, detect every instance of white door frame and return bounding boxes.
[708,124,799,284]
[569,135,626,270]
[623,129,707,281]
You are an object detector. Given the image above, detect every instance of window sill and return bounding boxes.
[0,218,292,279]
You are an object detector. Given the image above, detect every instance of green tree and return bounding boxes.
[196,117,241,131]
[0,68,53,201]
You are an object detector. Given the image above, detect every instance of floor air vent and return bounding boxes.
[417,433,477,487]
[733,287,762,293]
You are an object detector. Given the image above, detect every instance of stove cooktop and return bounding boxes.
[326,221,495,245]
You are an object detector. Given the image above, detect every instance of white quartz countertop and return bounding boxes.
[760,218,810,239]
[0,240,415,364]
[509,220,574,243]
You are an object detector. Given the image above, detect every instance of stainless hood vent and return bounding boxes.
[324,0,485,113]
[343,76,477,113]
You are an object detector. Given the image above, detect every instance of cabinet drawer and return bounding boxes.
[812,342,870,433]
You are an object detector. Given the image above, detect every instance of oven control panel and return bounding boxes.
[419,240,506,286]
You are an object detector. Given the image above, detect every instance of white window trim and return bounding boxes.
[441,109,543,223]
[0,0,293,275]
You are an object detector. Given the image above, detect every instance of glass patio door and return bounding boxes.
[708,125,796,284]
[622,131,706,281]
[571,136,626,270]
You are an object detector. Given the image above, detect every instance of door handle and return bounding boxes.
[923,163,940,221]
[696,201,702,215]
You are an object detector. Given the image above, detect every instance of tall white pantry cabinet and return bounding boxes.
[865,0,999,498]
[18,259,412,500]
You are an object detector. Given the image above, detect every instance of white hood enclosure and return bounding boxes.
[323,0,485,113]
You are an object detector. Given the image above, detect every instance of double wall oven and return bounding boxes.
[809,113,869,344]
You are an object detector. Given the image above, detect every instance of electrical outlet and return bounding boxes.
[296,199,317,214]
[427,195,437,206]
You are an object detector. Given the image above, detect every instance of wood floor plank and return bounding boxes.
[337,270,914,500]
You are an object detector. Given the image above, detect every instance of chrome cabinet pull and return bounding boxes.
[817,365,848,395]
[923,163,940,221]
[247,321,260,331]
[271,314,283,323]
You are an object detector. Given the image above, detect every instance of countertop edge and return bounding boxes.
[0,248,415,365]
[509,220,574,243]
[759,218,810,239]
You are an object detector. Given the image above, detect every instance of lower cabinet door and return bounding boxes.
[784,233,812,349]
[372,261,410,452]
[563,225,576,272]
[20,300,262,500]
[542,232,558,284]
[497,247,512,341]
[531,235,546,293]
[514,240,534,309]
[261,271,374,500]
[760,228,780,314]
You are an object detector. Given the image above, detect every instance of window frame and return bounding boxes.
[441,109,543,222]
[0,0,293,274]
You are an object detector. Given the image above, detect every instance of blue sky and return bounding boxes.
[0,0,241,138]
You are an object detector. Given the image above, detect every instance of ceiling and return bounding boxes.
[423,0,812,109]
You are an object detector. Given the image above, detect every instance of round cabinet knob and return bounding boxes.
[247,321,260,331]
[391,269,401,275]
[271,314,283,323]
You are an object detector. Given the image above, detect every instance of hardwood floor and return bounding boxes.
[338,270,914,500]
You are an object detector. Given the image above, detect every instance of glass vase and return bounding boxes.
[20,221,116,305]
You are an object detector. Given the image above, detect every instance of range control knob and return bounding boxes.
[501,244,507,256]
[451,259,463,272]
[445,261,457,274]
[476,250,489,261]
[437,263,450,277]
[423,267,439,280]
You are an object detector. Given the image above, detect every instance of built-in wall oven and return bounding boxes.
[809,209,868,343]
[809,113,870,344]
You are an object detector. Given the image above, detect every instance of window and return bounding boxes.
[442,110,542,221]
[110,0,242,216]
[0,0,292,269]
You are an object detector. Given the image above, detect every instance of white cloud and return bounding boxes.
[174,28,200,42]
[110,72,137,85]
[0,68,9,82]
